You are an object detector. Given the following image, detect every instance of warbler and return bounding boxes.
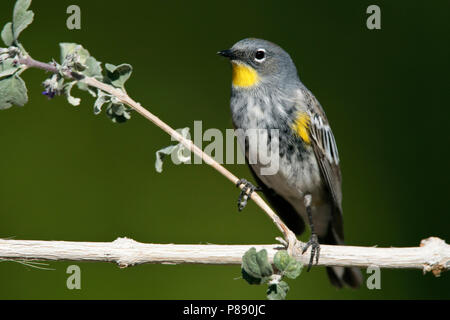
[218,38,362,288]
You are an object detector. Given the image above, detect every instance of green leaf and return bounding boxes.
[241,248,273,283]
[274,250,302,279]
[106,103,131,123]
[256,249,274,278]
[267,281,289,300]
[0,74,28,109]
[93,91,109,114]
[155,145,177,173]
[155,128,191,172]
[0,59,19,79]
[59,42,90,65]
[283,260,302,279]
[59,43,102,96]
[84,56,102,79]
[241,268,262,285]
[64,81,80,106]
[1,22,14,46]
[77,82,97,97]
[12,0,34,40]
[274,250,290,271]
[105,63,132,89]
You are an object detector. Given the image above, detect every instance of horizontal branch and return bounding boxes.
[1,237,448,275]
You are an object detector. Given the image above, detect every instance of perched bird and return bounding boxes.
[218,38,362,288]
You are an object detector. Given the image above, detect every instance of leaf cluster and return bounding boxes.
[241,248,303,300]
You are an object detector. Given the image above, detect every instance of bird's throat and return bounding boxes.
[231,62,259,88]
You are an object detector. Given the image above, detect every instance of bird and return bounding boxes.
[218,38,362,288]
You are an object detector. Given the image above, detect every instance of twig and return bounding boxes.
[0,237,448,275]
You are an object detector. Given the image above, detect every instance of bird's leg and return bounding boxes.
[236,179,261,211]
[302,193,320,271]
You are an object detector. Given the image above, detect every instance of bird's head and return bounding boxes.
[218,38,299,89]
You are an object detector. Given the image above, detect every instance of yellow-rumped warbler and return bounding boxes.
[218,38,362,288]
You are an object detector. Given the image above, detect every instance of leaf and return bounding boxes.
[273,250,302,279]
[154,128,191,172]
[241,248,273,283]
[106,103,131,123]
[274,250,290,271]
[59,42,90,65]
[105,63,132,89]
[77,82,97,97]
[84,56,102,79]
[0,59,19,78]
[241,268,262,285]
[12,0,34,40]
[155,145,176,173]
[0,74,28,109]
[64,81,80,106]
[256,249,274,278]
[93,91,109,114]
[60,43,102,96]
[1,22,14,46]
[267,281,289,300]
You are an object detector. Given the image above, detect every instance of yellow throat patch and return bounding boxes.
[292,112,311,144]
[231,62,259,87]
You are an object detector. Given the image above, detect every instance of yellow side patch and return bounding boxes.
[231,62,259,87]
[292,112,311,144]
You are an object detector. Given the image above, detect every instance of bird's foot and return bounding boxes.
[302,233,320,272]
[236,179,260,211]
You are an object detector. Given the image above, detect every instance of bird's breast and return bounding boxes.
[230,91,324,195]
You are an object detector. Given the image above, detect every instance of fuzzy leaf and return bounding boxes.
[84,56,102,79]
[155,145,177,173]
[155,128,191,172]
[12,0,34,40]
[267,281,289,300]
[93,91,109,114]
[64,81,80,106]
[76,56,103,95]
[105,63,132,89]
[60,43,90,64]
[0,59,19,78]
[1,22,14,46]
[60,43,102,96]
[241,248,273,283]
[274,250,303,279]
[0,74,28,109]
[106,103,131,123]
[241,268,262,285]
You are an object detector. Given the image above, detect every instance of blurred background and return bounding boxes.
[0,0,449,299]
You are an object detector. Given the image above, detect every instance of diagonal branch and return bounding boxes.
[0,237,448,276]
[18,55,297,248]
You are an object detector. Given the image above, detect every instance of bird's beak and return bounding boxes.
[217,49,234,59]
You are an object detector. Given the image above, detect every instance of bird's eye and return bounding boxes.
[255,49,266,62]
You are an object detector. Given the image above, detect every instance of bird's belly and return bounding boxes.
[251,149,324,200]
[250,153,332,236]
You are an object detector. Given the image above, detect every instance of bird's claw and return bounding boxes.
[302,233,320,272]
[236,179,260,211]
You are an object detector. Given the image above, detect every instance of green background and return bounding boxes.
[0,0,449,299]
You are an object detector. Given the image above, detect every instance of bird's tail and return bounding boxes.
[320,225,363,289]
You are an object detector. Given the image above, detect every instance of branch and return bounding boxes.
[13,57,450,278]
[1,237,448,275]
